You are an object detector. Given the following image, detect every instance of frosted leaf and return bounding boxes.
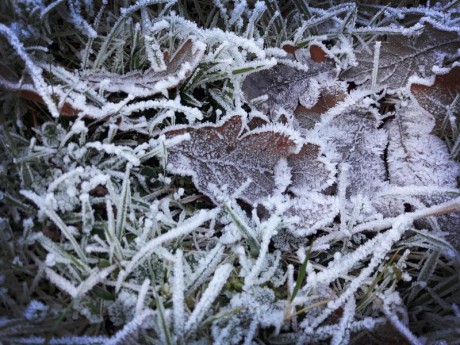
[386,103,460,246]
[82,39,205,97]
[165,115,298,204]
[410,66,460,135]
[387,103,459,188]
[288,143,335,195]
[318,107,388,197]
[341,23,460,90]
[242,46,335,116]
[285,193,339,237]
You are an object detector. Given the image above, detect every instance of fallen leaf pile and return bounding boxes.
[165,22,460,243]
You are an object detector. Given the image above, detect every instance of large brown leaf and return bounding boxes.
[385,102,460,247]
[341,23,460,90]
[164,115,334,204]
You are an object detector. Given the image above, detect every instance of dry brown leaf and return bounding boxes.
[410,66,460,135]
[341,23,460,90]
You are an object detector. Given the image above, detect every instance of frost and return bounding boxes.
[285,193,339,237]
[23,300,48,321]
[288,142,335,195]
[1,1,460,344]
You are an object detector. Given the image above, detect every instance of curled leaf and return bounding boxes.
[82,39,206,97]
[0,39,205,117]
[294,81,348,130]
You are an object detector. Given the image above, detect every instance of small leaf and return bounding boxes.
[288,143,335,195]
[243,46,335,116]
[285,193,339,237]
[294,81,348,130]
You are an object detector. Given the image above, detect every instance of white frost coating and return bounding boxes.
[308,217,411,288]
[47,167,84,192]
[67,0,97,37]
[273,158,291,194]
[24,300,48,321]
[187,243,225,293]
[45,268,78,298]
[306,219,412,331]
[105,310,155,345]
[229,0,247,26]
[330,297,355,345]
[76,265,117,297]
[371,41,381,90]
[21,190,89,266]
[173,249,185,336]
[338,164,350,236]
[0,24,59,118]
[171,14,266,58]
[120,99,203,122]
[116,209,218,292]
[184,263,233,334]
[135,279,151,317]
[86,142,141,166]
[382,293,424,345]
[244,215,279,290]
[377,186,460,198]
[13,335,110,344]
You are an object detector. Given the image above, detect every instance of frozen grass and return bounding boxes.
[0,0,459,344]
